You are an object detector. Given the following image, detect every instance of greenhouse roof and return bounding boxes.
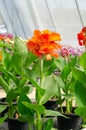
[0,0,86,47]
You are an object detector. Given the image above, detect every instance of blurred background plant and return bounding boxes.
[72,26,86,127]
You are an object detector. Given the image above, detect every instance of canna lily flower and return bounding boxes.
[61,47,69,57]
[27,29,61,60]
[77,26,86,46]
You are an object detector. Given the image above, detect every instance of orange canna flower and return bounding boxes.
[27,29,61,59]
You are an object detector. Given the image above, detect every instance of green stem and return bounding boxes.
[60,103,63,113]
[35,58,44,130]
[40,58,43,87]
[36,112,42,130]
[66,99,70,114]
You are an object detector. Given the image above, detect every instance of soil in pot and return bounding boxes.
[57,113,83,130]
[8,118,28,130]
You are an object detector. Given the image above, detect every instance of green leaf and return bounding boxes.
[75,107,86,123]
[25,51,37,66]
[0,114,8,124]
[0,66,20,87]
[74,81,86,106]
[54,57,66,71]
[73,68,86,86]
[6,89,19,103]
[44,110,64,117]
[18,93,32,114]
[2,48,12,69]
[0,105,7,113]
[23,102,45,114]
[0,75,10,94]
[40,75,58,104]
[23,68,45,102]
[62,56,77,79]
[8,105,17,118]
[11,37,28,73]
[44,118,53,130]
[18,115,29,123]
[80,52,86,69]
[43,58,55,73]
[31,60,40,80]
[18,93,34,123]
[55,76,65,89]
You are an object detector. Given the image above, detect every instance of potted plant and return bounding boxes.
[54,46,83,130]
[16,29,66,130]
[0,35,32,130]
[0,30,64,130]
[72,26,86,129]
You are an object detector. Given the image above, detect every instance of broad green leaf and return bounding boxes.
[0,66,20,87]
[6,89,19,103]
[23,102,45,114]
[74,81,86,106]
[11,37,28,73]
[54,57,66,71]
[25,51,37,67]
[43,58,55,73]
[2,48,12,70]
[0,105,7,113]
[18,115,30,123]
[18,93,32,114]
[23,68,45,102]
[40,75,58,104]
[44,118,53,130]
[8,105,17,118]
[73,68,86,86]
[62,56,77,79]
[44,110,64,117]
[75,107,86,123]
[18,93,34,123]
[80,52,86,69]
[0,75,10,94]
[31,61,40,80]
[0,114,8,124]
[55,76,65,89]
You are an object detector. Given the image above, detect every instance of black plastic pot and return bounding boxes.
[44,99,58,111]
[8,118,28,130]
[57,113,83,130]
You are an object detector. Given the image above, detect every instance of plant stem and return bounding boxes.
[35,58,44,130]
[40,58,43,87]
[66,99,70,114]
[60,104,63,113]
[36,112,42,130]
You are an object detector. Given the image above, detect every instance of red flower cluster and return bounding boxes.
[77,26,86,46]
[27,30,61,60]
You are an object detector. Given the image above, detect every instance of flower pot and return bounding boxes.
[44,99,58,111]
[57,113,83,130]
[8,118,28,130]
